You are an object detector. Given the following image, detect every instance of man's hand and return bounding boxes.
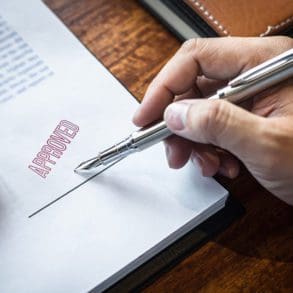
[133,37,293,205]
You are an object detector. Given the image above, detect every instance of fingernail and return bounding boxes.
[165,143,170,158]
[193,152,219,177]
[219,165,238,179]
[164,143,172,167]
[164,102,189,131]
[228,166,238,178]
[200,152,219,166]
[133,107,141,122]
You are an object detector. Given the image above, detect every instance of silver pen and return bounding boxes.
[75,48,293,173]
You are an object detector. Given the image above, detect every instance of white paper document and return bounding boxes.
[0,1,228,292]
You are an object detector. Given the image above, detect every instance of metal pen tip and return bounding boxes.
[74,156,103,174]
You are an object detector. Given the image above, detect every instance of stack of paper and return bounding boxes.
[0,0,228,292]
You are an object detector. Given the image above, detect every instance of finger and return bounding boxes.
[191,147,240,178]
[191,144,220,177]
[196,76,227,98]
[217,150,240,179]
[174,76,227,102]
[165,137,220,172]
[133,36,292,126]
[174,84,202,101]
[173,76,227,102]
[164,99,266,161]
[164,136,193,169]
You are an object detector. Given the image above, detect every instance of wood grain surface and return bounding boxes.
[44,0,293,291]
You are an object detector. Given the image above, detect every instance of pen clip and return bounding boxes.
[229,48,293,87]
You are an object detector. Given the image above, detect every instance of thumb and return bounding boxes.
[164,99,265,160]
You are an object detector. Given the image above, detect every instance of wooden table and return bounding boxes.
[45,0,293,291]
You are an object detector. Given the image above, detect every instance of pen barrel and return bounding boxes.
[130,121,171,151]
[98,122,172,165]
[219,63,293,104]
[97,137,134,165]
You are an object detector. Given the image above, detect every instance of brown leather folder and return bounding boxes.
[140,0,293,39]
[183,0,293,37]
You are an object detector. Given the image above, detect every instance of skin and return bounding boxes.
[133,37,293,205]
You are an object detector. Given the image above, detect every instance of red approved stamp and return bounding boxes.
[28,120,79,178]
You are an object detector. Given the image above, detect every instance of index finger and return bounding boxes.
[133,36,291,126]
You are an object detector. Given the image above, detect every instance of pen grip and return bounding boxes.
[131,121,171,151]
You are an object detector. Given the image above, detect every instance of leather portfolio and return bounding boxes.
[140,0,293,39]
[183,0,293,36]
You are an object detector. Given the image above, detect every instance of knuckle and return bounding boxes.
[255,121,291,181]
[260,151,281,183]
[272,36,293,51]
[180,38,198,53]
[243,36,293,70]
[205,100,227,144]
[263,155,278,177]
[262,123,291,170]
[180,38,209,57]
[258,36,293,63]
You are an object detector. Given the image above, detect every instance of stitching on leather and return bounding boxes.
[189,0,230,35]
[259,16,293,36]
